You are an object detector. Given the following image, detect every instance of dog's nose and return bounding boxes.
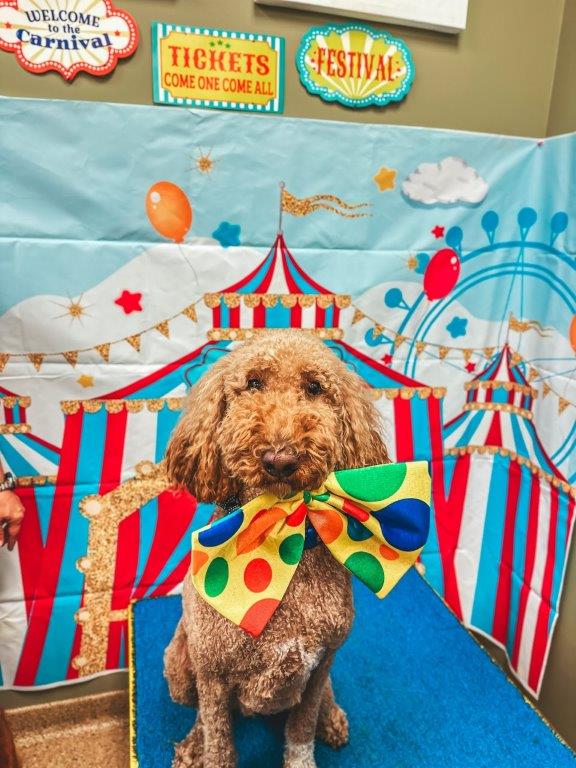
[262,450,299,478]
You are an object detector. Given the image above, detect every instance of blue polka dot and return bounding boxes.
[198,509,244,547]
[346,517,373,542]
[372,498,430,551]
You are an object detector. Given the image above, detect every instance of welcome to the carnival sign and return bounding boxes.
[0,0,138,80]
[152,23,285,113]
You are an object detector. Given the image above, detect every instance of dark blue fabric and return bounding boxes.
[132,570,575,767]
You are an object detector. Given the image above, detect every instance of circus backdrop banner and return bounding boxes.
[0,97,574,698]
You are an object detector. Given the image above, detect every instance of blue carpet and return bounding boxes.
[130,570,575,767]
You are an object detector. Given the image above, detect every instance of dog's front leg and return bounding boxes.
[283,652,333,768]
[197,675,236,768]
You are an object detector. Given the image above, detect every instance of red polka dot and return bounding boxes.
[239,598,280,637]
[236,507,286,555]
[286,502,307,527]
[308,508,343,544]
[379,544,399,560]
[244,558,272,592]
[342,498,370,522]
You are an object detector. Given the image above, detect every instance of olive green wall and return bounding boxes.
[1,0,576,752]
[548,0,576,135]
[0,0,568,137]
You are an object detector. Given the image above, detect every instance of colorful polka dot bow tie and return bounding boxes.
[191,461,431,637]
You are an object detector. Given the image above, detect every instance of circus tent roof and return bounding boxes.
[203,234,351,341]
[444,345,568,489]
[0,385,60,481]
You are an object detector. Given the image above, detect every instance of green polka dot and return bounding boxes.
[334,464,407,502]
[205,557,229,597]
[279,533,304,565]
[345,551,385,592]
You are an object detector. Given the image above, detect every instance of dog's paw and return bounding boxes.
[316,703,349,749]
[283,740,317,768]
[172,729,204,768]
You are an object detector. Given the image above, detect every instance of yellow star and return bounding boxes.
[77,374,94,389]
[373,166,396,192]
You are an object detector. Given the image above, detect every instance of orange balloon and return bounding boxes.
[146,181,192,243]
[570,315,576,353]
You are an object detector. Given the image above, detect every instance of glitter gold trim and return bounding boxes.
[60,397,186,415]
[0,423,31,434]
[207,328,344,341]
[463,402,533,420]
[15,474,56,486]
[0,395,31,408]
[74,463,171,676]
[204,292,351,310]
[371,386,446,401]
[445,446,574,498]
[465,380,537,398]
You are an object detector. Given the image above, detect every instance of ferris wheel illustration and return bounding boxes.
[373,208,576,478]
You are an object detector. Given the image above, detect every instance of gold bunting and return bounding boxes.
[155,320,170,338]
[394,334,406,349]
[95,344,111,362]
[126,335,142,352]
[462,349,472,363]
[182,304,198,322]
[352,308,365,325]
[439,347,449,360]
[63,351,78,368]
[528,367,539,381]
[374,324,384,336]
[558,398,570,414]
[510,351,523,367]
[542,383,551,397]
[415,341,426,356]
[483,347,495,358]
[28,353,44,371]
[0,353,9,373]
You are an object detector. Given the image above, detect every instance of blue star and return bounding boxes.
[446,316,468,338]
[212,222,241,248]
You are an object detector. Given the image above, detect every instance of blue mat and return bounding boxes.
[130,570,575,767]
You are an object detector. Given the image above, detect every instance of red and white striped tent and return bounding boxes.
[422,345,575,696]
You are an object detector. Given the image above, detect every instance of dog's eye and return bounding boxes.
[247,378,264,391]
[305,380,323,397]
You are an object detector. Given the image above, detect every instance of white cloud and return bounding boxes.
[402,156,489,205]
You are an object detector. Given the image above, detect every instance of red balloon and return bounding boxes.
[423,248,461,300]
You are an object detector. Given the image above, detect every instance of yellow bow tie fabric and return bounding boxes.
[191,461,431,637]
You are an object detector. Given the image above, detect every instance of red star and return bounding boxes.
[114,30,120,36]
[431,225,445,239]
[382,354,393,365]
[465,361,476,373]
[114,290,142,314]
[4,22,12,29]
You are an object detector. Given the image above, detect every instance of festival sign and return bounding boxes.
[152,23,285,113]
[296,23,414,108]
[0,0,138,80]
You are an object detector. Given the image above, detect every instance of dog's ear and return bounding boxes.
[337,369,389,469]
[165,354,239,504]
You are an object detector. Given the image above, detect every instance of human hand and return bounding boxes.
[0,491,25,551]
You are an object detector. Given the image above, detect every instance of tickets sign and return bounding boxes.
[0,0,138,80]
[296,23,414,109]
[152,23,285,113]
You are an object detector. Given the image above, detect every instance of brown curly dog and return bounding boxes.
[164,330,389,768]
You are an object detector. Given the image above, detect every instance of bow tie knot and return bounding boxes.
[192,461,431,637]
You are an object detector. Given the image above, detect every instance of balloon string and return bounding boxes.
[177,242,199,285]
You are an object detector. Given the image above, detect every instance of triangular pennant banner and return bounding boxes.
[352,308,364,325]
[0,353,9,373]
[528,367,539,381]
[483,347,495,358]
[126,335,142,352]
[63,351,78,368]
[95,343,111,362]
[511,352,523,367]
[182,304,198,322]
[155,320,170,338]
[439,346,449,360]
[28,353,44,371]
[394,334,406,349]
[462,349,472,363]
[543,382,551,397]
[558,398,569,414]
[415,341,426,356]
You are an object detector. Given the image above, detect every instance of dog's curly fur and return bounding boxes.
[164,330,389,768]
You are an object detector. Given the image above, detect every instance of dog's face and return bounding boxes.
[166,331,388,504]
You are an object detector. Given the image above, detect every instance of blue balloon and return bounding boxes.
[445,226,463,250]
[551,211,568,234]
[415,252,430,275]
[481,210,499,236]
[517,207,537,231]
[364,327,388,347]
[384,288,405,309]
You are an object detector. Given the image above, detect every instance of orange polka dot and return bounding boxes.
[308,508,343,544]
[379,544,399,560]
[191,549,209,575]
[239,598,280,637]
[236,507,287,555]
